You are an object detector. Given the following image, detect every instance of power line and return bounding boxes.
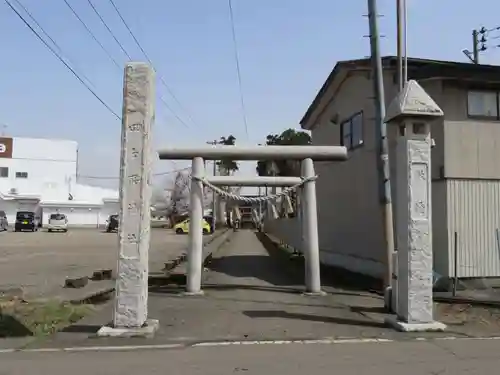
[159,96,191,129]
[6,0,181,173]
[106,0,197,129]
[107,0,151,64]
[67,0,194,130]
[62,0,121,69]
[86,0,131,60]
[12,0,96,89]
[227,0,249,139]
[4,0,121,120]
[79,167,191,180]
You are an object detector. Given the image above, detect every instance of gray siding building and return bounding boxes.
[300,57,500,280]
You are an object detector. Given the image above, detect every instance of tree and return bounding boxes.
[217,135,239,174]
[164,169,191,224]
[256,128,311,176]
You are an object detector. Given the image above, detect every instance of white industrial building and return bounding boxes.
[0,136,119,227]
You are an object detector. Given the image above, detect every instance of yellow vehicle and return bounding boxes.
[173,218,211,235]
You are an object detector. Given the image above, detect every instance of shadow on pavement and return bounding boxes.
[60,324,102,334]
[0,313,33,338]
[349,305,388,314]
[255,232,384,293]
[206,255,303,286]
[243,310,387,328]
[149,283,303,296]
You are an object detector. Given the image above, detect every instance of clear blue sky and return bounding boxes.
[1,0,500,190]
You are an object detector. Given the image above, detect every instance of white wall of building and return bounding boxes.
[0,137,119,226]
[0,137,77,198]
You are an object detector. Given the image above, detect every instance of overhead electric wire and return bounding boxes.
[86,0,132,60]
[66,0,193,130]
[159,96,191,129]
[62,0,121,69]
[79,167,191,180]
[12,0,96,89]
[107,0,151,64]
[107,0,197,129]
[62,0,189,169]
[227,0,249,139]
[4,0,121,120]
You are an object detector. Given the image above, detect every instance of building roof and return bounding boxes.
[300,56,500,128]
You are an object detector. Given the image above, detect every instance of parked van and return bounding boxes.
[14,211,40,232]
[0,210,8,232]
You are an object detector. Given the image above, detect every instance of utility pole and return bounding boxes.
[463,26,494,64]
[0,123,7,136]
[472,29,479,64]
[367,0,395,304]
[206,140,218,231]
[403,0,407,83]
[396,0,403,92]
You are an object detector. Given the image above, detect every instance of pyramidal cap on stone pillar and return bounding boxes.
[383,80,446,332]
[384,80,443,123]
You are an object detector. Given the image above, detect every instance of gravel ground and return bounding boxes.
[0,228,194,299]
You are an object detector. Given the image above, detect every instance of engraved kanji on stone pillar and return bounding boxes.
[384,80,446,332]
[114,63,155,328]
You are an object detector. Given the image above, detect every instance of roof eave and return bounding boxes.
[300,57,398,130]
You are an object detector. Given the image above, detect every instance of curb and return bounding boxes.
[166,229,234,280]
[163,228,229,273]
[434,295,500,308]
[68,287,115,305]
[2,335,500,354]
[68,229,231,304]
[162,229,230,272]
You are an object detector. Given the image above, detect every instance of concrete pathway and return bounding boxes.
[2,338,500,374]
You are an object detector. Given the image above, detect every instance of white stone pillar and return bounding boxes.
[396,129,434,323]
[384,79,445,332]
[98,62,158,338]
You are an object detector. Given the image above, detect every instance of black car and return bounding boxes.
[203,215,214,233]
[14,211,38,232]
[106,214,119,232]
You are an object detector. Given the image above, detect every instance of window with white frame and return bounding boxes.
[15,171,28,179]
[467,90,499,118]
[340,111,364,150]
[0,167,8,178]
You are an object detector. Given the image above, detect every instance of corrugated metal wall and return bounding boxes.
[447,179,500,277]
[432,181,449,277]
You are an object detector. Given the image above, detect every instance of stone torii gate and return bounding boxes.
[97,62,347,338]
[157,147,348,297]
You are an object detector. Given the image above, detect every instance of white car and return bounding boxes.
[47,213,68,232]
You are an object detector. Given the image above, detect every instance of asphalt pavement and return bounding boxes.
[0,228,202,299]
[27,230,450,350]
[2,338,500,374]
[3,230,500,373]
[7,229,500,352]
